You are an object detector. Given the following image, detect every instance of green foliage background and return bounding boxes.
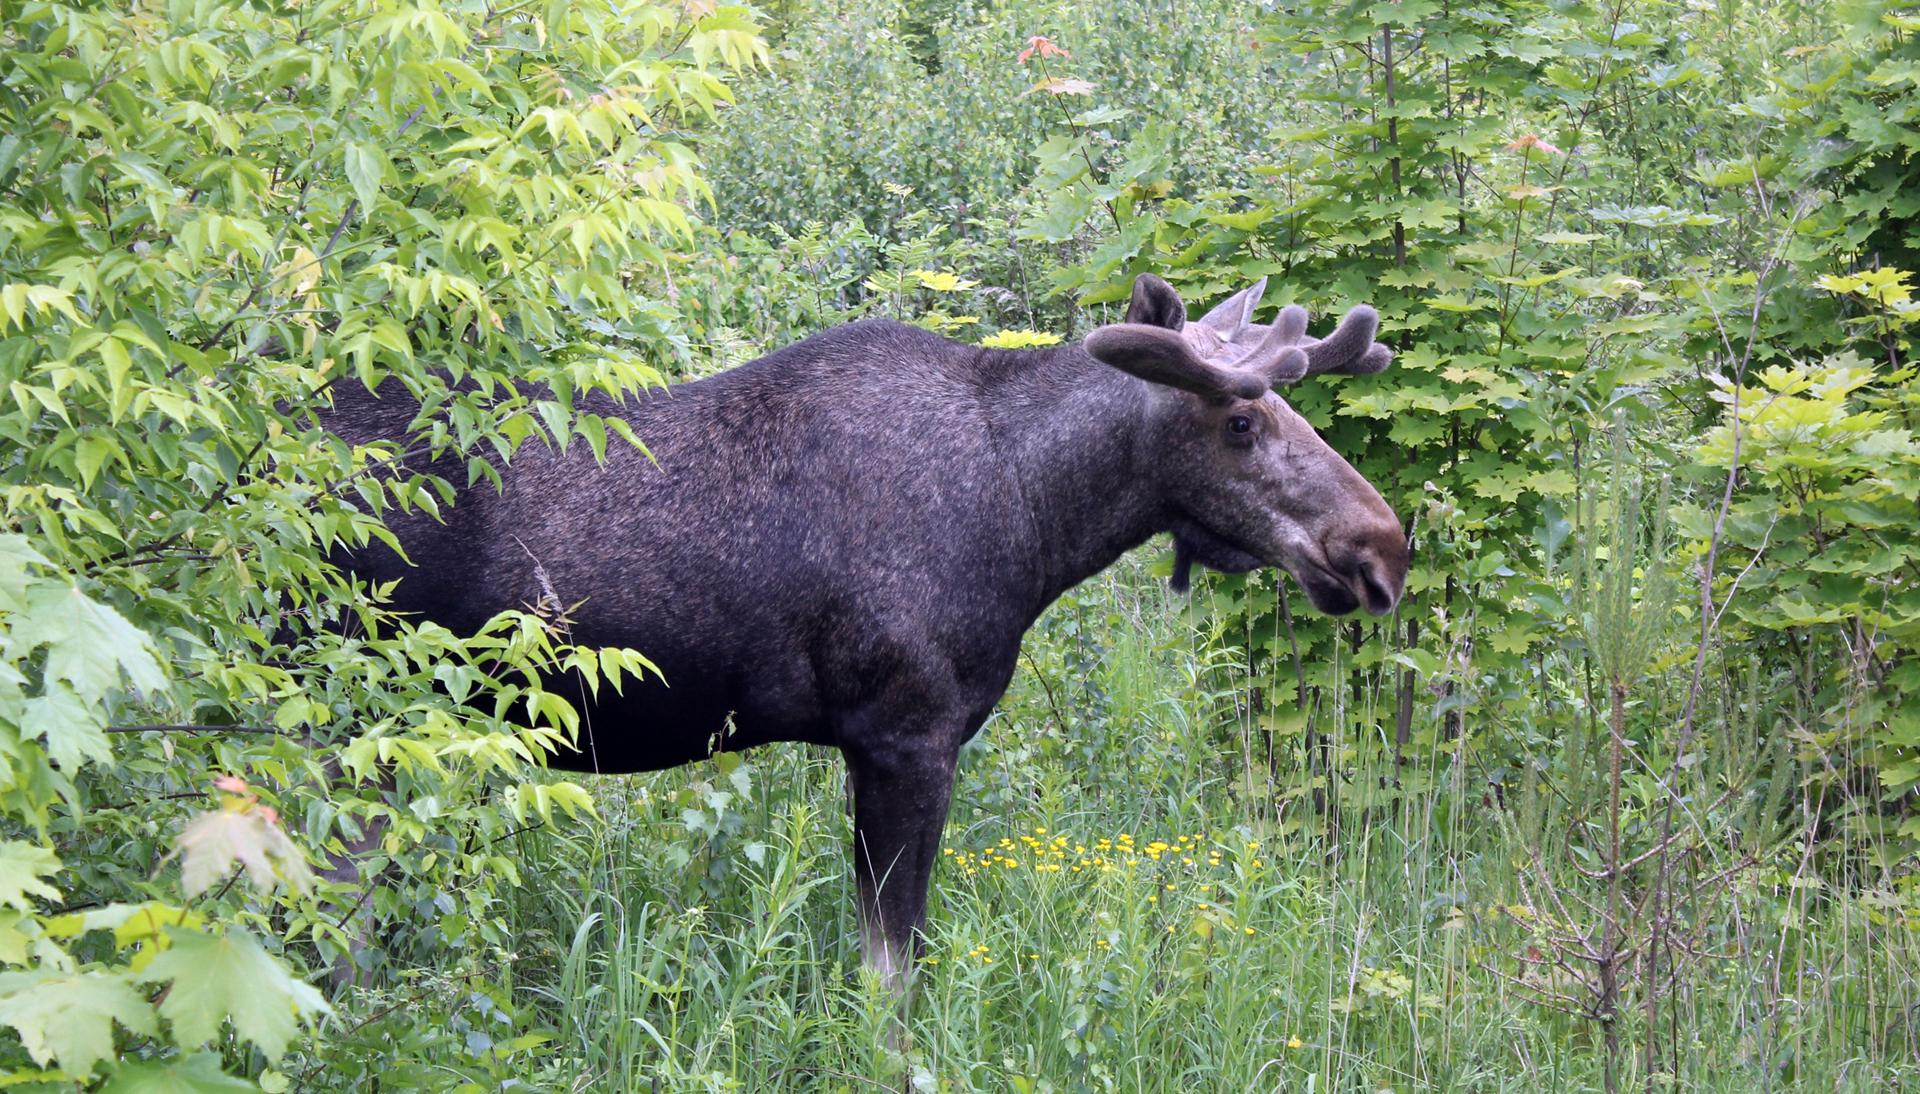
[1,0,1918,1089]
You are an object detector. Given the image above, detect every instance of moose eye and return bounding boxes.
[1227,415,1253,435]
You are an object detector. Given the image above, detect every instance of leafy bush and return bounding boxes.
[993,0,1920,840]
[0,0,761,1085]
[703,0,1297,329]
[1689,0,1920,840]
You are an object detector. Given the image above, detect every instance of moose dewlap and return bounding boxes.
[323,273,1409,985]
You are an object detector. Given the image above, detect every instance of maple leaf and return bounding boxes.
[1017,35,1069,63]
[40,900,206,949]
[0,914,27,966]
[0,840,60,911]
[22,582,166,697]
[0,968,157,1076]
[0,534,51,604]
[173,806,313,897]
[23,682,111,771]
[1026,76,1095,97]
[1506,132,1564,156]
[99,1052,258,1093]
[139,927,330,1061]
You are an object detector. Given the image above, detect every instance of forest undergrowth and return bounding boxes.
[0,0,1916,1090]
[468,554,1918,1092]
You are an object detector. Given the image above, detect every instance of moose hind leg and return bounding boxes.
[843,732,958,994]
[318,791,391,990]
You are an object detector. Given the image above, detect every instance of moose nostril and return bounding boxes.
[1358,563,1392,614]
[1349,553,1401,616]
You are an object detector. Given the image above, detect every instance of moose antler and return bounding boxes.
[1083,275,1392,401]
[1188,276,1393,387]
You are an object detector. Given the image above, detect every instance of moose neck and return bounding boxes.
[978,344,1175,606]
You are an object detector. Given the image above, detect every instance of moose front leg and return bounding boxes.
[843,733,958,993]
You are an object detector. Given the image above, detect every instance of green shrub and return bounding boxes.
[0,0,762,1085]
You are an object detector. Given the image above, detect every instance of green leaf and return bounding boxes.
[1387,649,1442,677]
[1030,135,1090,191]
[1536,230,1603,245]
[0,842,59,912]
[1526,469,1579,497]
[1424,294,1484,313]
[0,534,50,605]
[0,284,81,332]
[1016,190,1095,243]
[99,1052,258,1093]
[1070,104,1130,126]
[344,142,390,211]
[0,968,157,1075]
[0,911,32,965]
[22,684,110,770]
[22,583,166,696]
[139,928,329,1060]
[41,900,203,947]
[75,433,122,489]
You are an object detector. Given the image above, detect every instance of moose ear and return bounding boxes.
[1123,273,1187,330]
[1083,323,1269,401]
[1194,276,1268,340]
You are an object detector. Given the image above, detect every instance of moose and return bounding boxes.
[323,273,1409,986]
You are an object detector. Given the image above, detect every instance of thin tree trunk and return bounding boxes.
[1383,24,1406,267]
[1394,615,1418,773]
[1603,679,1628,1094]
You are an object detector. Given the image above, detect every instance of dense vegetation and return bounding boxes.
[0,0,1916,1089]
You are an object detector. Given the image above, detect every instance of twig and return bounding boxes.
[1031,53,1121,231]
[1642,191,1813,1089]
[1021,650,1069,734]
[106,724,287,735]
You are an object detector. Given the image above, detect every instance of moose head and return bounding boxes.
[1085,274,1409,616]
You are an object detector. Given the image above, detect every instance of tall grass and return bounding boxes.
[497,557,1920,1092]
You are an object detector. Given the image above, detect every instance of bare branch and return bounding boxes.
[107,724,287,736]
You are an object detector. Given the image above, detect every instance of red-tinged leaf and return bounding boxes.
[1506,132,1564,155]
[1017,34,1069,63]
[172,808,312,897]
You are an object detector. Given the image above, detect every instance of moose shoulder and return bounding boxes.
[322,273,1409,984]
